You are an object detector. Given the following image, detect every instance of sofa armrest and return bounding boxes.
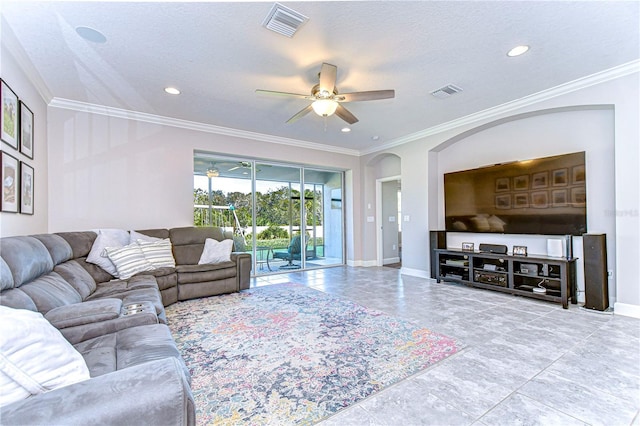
[231,252,251,291]
[45,299,159,345]
[0,358,195,426]
[45,298,122,328]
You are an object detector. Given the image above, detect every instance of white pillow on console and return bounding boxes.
[86,230,129,276]
[0,306,90,407]
[104,242,155,279]
[137,239,176,268]
[198,238,234,265]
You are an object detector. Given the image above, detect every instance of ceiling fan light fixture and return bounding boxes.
[206,167,219,178]
[311,99,338,117]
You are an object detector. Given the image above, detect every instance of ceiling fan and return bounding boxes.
[256,63,395,125]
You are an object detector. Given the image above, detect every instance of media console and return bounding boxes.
[434,248,577,308]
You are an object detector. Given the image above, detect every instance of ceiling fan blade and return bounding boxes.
[286,104,313,124]
[335,104,359,125]
[337,90,395,102]
[228,166,240,171]
[255,89,311,100]
[318,63,337,94]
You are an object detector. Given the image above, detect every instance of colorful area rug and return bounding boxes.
[166,283,462,425]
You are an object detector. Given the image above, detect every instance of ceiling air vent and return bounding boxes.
[430,84,463,99]
[262,3,309,38]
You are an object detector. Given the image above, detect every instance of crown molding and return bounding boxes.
[360,59,640,156]
[48,98,360,157]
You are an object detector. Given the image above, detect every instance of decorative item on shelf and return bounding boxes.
[1,79,19,150]
[513,245,528,256]
[532,279,547,294]
[461,242,474,252]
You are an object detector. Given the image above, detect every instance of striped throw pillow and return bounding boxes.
[104,243,155,279]
[137,239,176,268]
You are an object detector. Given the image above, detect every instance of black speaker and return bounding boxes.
[479,243,508,254]
[429,231,446,279]
[583,234,609,311]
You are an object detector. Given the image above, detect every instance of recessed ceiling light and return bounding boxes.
[341,127,351,133]
[507,45,530,57]
[164,87,181,95]
[75,26,107,43]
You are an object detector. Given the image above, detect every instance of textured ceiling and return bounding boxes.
[2,1,639,153]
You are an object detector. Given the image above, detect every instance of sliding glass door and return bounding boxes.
[194,153,344,276]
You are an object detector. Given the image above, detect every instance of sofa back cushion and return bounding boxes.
[0,258,14,291]
[55,231,97,259]
[0,236,53,288]
[18,272,82,314]
[31,234,73,266]
[54,260,97,300]
[169,227,224,265]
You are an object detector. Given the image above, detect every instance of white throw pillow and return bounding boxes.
[104,242,155,279]
[129,230,161,244]
[137,239,176,268]
[86,231,129,276]
[198,238,234,265]
[0,306,90,407]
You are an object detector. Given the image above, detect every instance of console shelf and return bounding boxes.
[435,249,577,308]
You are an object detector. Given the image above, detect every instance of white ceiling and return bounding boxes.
[2,1,639,154]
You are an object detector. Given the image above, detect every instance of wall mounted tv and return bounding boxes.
[444,151,586,236]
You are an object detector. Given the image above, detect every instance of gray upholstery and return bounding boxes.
[0,357,195,426]
[0,257,14,291]
[31,233,73,266]
[0,236,54,287]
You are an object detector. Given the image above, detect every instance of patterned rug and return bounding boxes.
[166,283,463,425]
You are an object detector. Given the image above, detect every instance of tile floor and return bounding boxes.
[251,266,640,426]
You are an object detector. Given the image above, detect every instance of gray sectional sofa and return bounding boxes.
[0,226,252,425]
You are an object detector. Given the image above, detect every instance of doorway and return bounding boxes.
[376,176,401,268]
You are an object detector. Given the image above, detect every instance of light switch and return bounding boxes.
[389,216,396,222]
[367,216,375,222]
[404,215,410,222]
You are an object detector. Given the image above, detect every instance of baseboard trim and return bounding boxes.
[383,257,400,265]
[347,260,378,267]
[399,267,430,279]
[613,302,640,319]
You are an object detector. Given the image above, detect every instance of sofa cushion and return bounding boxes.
[55,231,97,259]
[18,272,82,314]
[0,288,38,311]
[176,262,236,284]
[0,236,53,287]
[0,306,90,407]
[54,260,97,300]
[31,234,73,266]
[169,226,224,265]
[0,258,13,291]
[137,239,176,268]
[104,243,155,280]
[198,238,233,265]
[86,231,127,276]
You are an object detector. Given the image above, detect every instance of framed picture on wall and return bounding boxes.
[1,80,19,150]
[531,171,548,189]
[572,165,585,184]
[552,168,568,186]
[551,189,568,207]
[495,177,510,192]
[495,194,511,209]
[20,162,34,215]
[1,151,19,212]
[513,175,529,191]
[513,193,529,208]
[19,101,34,159]
[531,191,548,208]
[571,187,586,207]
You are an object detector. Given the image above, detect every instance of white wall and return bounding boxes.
[361,71,640,317]
[45,108,363,262]
[0,41,48,237]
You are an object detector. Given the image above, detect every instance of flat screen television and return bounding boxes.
[444,151,586,236]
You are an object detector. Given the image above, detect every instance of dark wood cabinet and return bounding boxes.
[435,249,577,308]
